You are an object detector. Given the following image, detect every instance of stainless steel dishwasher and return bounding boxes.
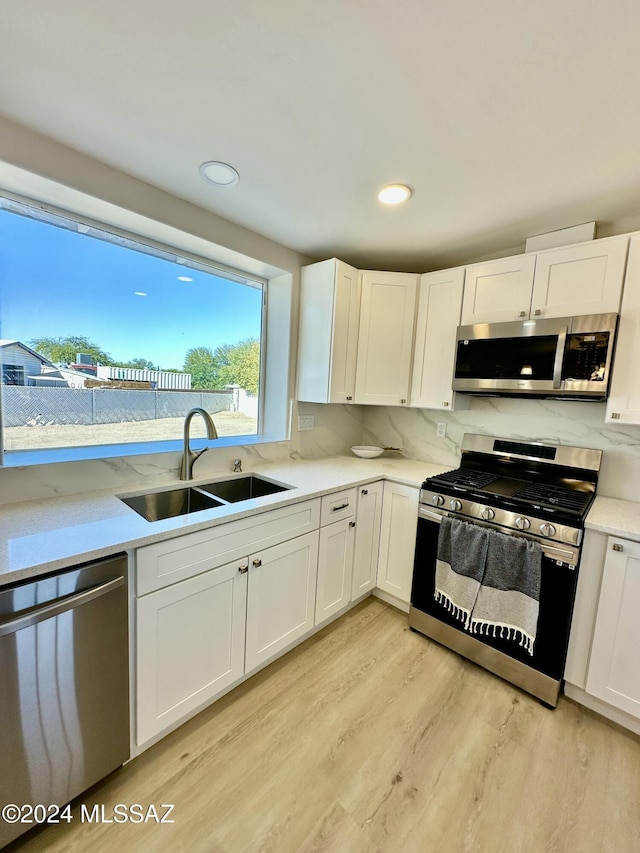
[0,554,130,847]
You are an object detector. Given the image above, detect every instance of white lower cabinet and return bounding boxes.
[245,530,319,673]
[136,558,248,745]
[586,536,640,718]
[376,482,419,605]
[351,481,384,599]
[316,517,355,626]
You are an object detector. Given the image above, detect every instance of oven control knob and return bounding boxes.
[515,516,531,531]
[480,507,495,520]
[450,498,463,512]
[540,523,556,537]
[432,494,445,507]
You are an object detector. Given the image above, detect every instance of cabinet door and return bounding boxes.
[410,267,466,410]
[136,559,247,745]
[354,271,418,405]
[531,237,628,319]
[377,482,419,604]
[316,518,355,626]
[586,537,640,717]
[297,258,360,403]
[329,261,361,403]
[606,235,640,424]
[245,530,319,673]
[461,255,536,324]
[351,481,384,599]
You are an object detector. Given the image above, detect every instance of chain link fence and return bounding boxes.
[2,387,232,428]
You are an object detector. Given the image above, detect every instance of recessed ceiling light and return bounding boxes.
[177,276,193,282]
[199,161,240,186]
[134,291,148,297]
[377,184,412,205]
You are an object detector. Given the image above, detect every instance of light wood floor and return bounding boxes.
[10,597,640,853]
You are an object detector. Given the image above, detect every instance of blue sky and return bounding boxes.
[0,209,262,370]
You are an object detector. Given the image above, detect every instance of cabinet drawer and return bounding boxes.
[136,498,321,595]
[320,488,357,526]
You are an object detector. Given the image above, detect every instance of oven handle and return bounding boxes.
[417,506,578,566]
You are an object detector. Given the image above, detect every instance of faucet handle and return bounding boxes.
[233,459,242,473]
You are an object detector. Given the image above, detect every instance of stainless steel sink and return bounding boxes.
[198,475,290,503]
[120,487,225,522]
[120,475,291,521]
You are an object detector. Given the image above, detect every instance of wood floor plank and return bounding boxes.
[9,597,640,853]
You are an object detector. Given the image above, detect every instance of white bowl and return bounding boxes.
[351,445,384,458]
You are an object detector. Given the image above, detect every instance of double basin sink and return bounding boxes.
[120,475,291,522]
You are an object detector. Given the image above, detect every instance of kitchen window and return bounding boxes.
[0,197,268,460]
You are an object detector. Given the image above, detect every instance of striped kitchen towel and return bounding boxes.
[470,526,542,655]
[435,516,490,629]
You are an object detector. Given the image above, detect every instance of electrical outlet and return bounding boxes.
[436,422,446,438]
[297,415,315,431]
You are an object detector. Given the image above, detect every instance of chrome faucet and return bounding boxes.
[180,408,218,480]
[233,458,242,473]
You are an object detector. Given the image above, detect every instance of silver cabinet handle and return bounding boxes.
[519,310,527,317]
[400,398,407,404]
[534,309,542,316]
[612,543,624,552]
[238,564,249,574]
[0,576,124,638]
[252,558,262,567]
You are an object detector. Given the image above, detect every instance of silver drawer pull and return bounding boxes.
[252,558,262,568]
[238,564,249,574]
[332,502,349,512]
[612,543,624,552]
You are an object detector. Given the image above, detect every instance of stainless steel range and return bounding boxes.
[409,434,602,706]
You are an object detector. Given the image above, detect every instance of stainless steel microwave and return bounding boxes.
[452,313,618,399]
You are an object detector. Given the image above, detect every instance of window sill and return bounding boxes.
[1,433,287,468]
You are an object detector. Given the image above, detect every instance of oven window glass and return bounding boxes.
[455,335,557,380]
[562,332,610,381]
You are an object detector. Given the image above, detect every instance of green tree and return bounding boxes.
[29,335,112,365]
[215,338,260,395]
[183,338,260,393]
[183,346,218,389]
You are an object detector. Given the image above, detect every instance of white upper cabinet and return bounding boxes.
[354,271,419,406]
[606,235,640,424]
[530,237,628,318]
[410,267,467,410]
[297,258,361,404]
[461,254,536,324]
[462,238,628,326]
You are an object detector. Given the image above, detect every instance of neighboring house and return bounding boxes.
[0,340,57,385]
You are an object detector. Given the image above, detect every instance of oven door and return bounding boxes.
[409,508,580,702]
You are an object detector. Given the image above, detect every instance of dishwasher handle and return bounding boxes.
[0,575,124,638]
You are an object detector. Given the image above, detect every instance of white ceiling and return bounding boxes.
[2,0,640,271]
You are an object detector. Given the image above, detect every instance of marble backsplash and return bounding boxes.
[362,398,640,503]
[1,397,639,505]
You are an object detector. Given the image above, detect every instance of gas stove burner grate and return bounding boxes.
[429,469,499,489]
[513,483,593,513]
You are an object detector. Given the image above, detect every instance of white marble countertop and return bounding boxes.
[0,455,444,586]
[2,453,638,586]
[585,496,640,543]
